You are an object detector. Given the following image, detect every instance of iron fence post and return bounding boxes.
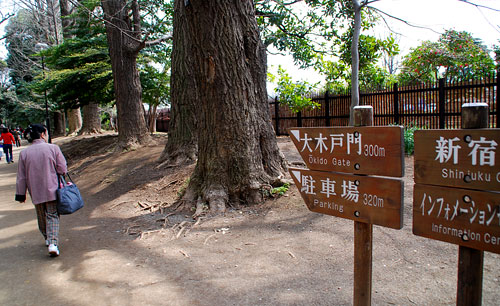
[439,78,446,129]
[393,83,399,125]
[325,91,330,126]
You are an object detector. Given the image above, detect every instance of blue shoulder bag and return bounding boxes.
[56,173,84,215]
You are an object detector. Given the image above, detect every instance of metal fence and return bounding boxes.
[270,75,499,135]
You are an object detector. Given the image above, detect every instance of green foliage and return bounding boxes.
[404,125,419,155]
[256,0,334,68]
[399,30,495,85]
[2,9,53,127]
[139,59,170,109]
[270,183,290,197]
[270,66,320,113]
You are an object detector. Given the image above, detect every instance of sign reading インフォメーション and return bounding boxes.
[414,129,499,191]
[290,168,403,229]
[413,184,500,254]
[288,127,404,177]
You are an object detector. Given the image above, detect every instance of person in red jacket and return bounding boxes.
[1,128,16,163]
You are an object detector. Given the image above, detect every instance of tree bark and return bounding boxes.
[79,101,101,134]
[350,0,362,125]
[101,0,149,148]
[52,111,65,137]
[180,0,286,213]
[59,0,73,39]
[148,104,157,134]
[67,108,82,134]
[159,0,198,166]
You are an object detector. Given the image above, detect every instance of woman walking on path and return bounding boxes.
[13,128,21,147]
[15,124,67,257]
[1,128,15,163]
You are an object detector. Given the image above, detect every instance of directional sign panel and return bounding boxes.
[413,184,500,254]
[290,168,404,229]
[288,127,404,177]
[414,129,500,191]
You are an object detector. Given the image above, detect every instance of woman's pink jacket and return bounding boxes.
[16,139,67,204]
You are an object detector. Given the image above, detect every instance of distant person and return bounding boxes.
[13,128,21,147]
[0,128,15,163]
[15,124,68,257]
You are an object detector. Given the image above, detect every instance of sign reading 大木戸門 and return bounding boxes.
[290,168,403,229]
[288,127,404,177]
[414,129,500,191]
[413,183,500,254]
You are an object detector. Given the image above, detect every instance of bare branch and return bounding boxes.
[361,0,381,8]
[369,6,442,34]
[145,35,173,47]
[458,0,500,12]
[0,12,14,25]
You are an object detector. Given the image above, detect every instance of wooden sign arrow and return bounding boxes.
[413,183,500,254]
[414,129,500,191]
[290,167,404,229]
[288,127,404,177]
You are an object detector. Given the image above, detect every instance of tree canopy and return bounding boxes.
[400,30,496,84]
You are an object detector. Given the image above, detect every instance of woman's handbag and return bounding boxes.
[56,173,84,214]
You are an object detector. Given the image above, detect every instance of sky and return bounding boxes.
[1,0,500,83]
[267,0,500,85]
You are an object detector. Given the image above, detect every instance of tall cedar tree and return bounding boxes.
[101,0,149,148]
[177,0,287,213]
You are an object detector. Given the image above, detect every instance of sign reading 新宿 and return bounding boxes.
[414,129,500,191]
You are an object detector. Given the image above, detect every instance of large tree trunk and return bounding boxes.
[79,101,101,134]
[101,0,149,148]
[52,111,65,136]
[159,0,198,166]
[180,0,287,214]
[67,108,82,134]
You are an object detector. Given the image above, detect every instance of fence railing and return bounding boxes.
[270,75,499,135]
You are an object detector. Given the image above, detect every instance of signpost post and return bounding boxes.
[413,103,499,305]
[353,106,374,306]
[289,106,404,306]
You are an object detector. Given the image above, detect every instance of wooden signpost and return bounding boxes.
[413,184,500,254]
[290,168,403,229]
[414,129,500,191]
[413,103,499,305]
[289,106,404,306]
[289,126,404,177]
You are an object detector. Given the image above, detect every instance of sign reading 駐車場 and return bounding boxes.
[414,129,499,191]
[288,127,404,177]
[290,168,403,229]
[413,184,500,254]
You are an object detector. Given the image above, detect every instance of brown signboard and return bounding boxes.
[288,127,404,177]
[414,129,500,191]
[413,184,500,254]
[290,167,403,229]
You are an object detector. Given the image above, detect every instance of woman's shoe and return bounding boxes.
[48,244,60,257]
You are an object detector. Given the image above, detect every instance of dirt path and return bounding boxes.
[0,137,499,306]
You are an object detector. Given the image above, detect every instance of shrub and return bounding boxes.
[404,126,419,155]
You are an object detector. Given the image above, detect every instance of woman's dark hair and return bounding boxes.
[26,124,47,143]
[2,128,8,134]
